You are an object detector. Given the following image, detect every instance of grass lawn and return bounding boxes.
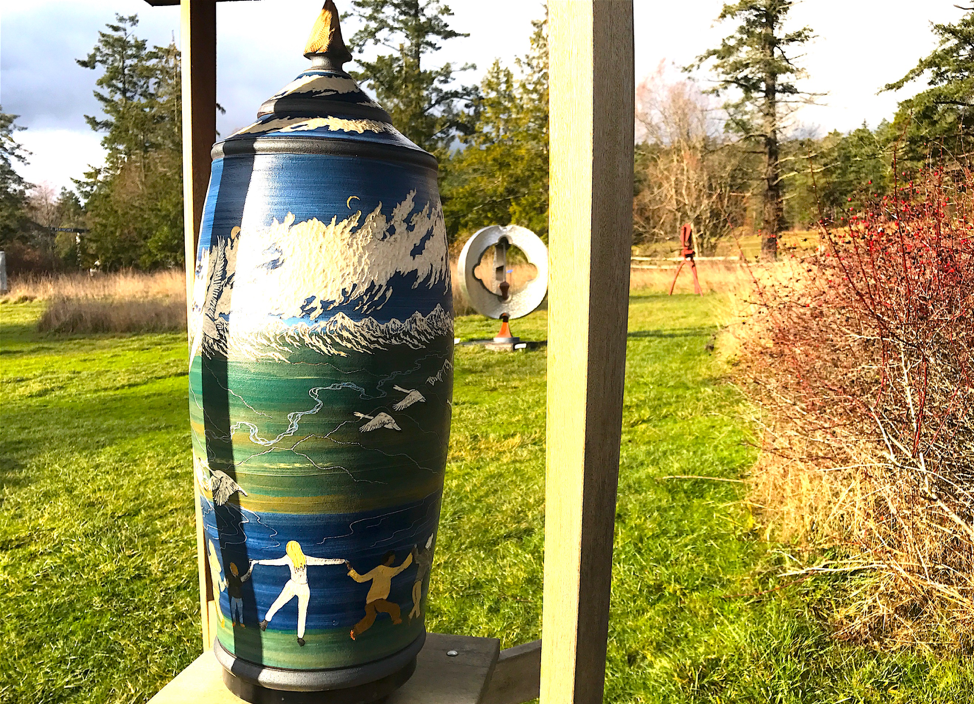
[2,295,973,703]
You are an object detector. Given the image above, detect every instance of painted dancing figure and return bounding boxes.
[207,539,227,627]
[252,541,344,646]
[347,550,413,640]
[226,562,253,627]
[409,535,434,621]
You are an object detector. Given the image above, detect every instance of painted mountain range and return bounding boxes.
[202,305,454,361]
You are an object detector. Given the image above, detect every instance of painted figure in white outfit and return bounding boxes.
[252,540,344,646]
[207,539,227,627]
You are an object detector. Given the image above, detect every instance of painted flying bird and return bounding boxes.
[353,412,402,432]
[208,469,249,506]
[392,385,426,411]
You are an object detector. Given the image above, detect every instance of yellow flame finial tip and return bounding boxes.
[304,1,353,66]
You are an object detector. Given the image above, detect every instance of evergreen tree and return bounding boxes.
[633,72,751,254]
[75,15,183,270]
[345,0,477,155]
[77,15,155,164]
[51,189,88,269]
[883,7,974,165]
[692,0,813,259]
[0,110,31,247]
[442,13,549,239]
[786,124,892,229]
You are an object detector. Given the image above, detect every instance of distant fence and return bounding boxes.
[630,255,740,270]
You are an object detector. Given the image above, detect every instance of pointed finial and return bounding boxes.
[304,0,353,69]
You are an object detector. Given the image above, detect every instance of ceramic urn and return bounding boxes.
[187,4,452,701]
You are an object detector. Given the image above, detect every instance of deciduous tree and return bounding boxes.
[633,69,750,255]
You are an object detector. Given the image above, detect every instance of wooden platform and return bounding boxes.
[148,634,540,704]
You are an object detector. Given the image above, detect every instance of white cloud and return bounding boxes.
[1,0,967,189]
[15,129,105,190]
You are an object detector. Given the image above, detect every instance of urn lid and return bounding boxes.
[215,1,435,169]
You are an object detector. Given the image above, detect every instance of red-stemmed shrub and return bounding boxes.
[739,168,974,649]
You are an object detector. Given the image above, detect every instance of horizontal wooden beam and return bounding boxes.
[482,640,541,704]
[144,0,253,6]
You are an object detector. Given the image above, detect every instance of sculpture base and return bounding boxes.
[222,660,415,704]
[214,633,424,704]
[459,339,547,353]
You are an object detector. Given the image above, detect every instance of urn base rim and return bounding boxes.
[214,630,424,696]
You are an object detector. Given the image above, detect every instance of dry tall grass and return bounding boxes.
[3,270,187,334]
[38,298,188,335]
[4,269,185,302]
[6,255,753,335]
[630,260,753,295]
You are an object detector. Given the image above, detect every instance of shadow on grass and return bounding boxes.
[627,327,714,340]
[0,322,41,351]
[0,441,28,493]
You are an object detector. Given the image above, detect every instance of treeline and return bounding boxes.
[1,1,972,271]
[1,14,182,273]
[635,2,974,257]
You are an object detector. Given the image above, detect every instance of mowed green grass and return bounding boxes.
[2,296,973,703]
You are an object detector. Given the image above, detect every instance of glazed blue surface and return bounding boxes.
[190,151,452,670]
[200,153,444,322]
[202,491,441,631]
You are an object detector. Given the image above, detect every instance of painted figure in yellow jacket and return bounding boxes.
[346,550,413,640]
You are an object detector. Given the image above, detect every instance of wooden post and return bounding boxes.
[180,0,217,651]
[542,2,634,703]
[181,0,217,310]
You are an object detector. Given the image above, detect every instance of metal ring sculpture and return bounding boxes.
[457,225,549,319]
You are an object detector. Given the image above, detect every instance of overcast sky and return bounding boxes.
[0,0,966,190]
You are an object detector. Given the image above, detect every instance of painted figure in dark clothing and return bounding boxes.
[227,562,253,627]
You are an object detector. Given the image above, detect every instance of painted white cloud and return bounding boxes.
[188,190,450,363]
[228,190,448,326]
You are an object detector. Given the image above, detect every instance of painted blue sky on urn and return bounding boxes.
[190,152,452,366]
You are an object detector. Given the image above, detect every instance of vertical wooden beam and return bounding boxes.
[542,2,634,704]
[181,0,217,651]
[181,0,216,303]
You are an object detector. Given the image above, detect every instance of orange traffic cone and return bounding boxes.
[493,313,519,343]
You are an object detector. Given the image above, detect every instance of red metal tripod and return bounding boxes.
[669,223,702,296]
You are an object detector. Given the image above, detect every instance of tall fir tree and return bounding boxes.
[345,0,477,155]
[692,0,813,260]
[77,15,155,165]
[884,7,974,166]
[75,15,183,270]
[442,12,549,240]
[0,110,31,247]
